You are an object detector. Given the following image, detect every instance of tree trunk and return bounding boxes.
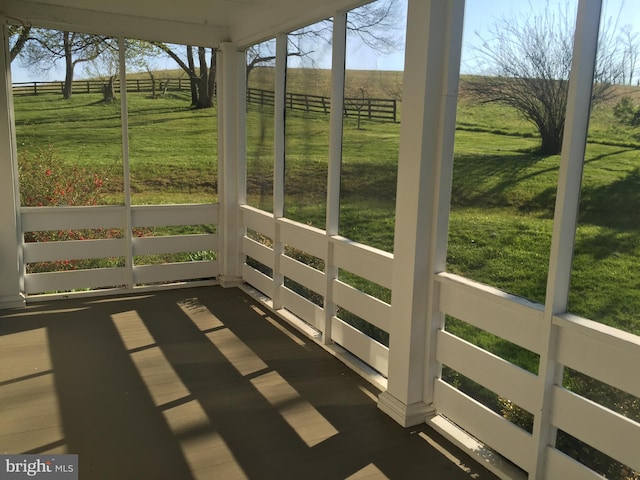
[102,76,116,103]
[62,32,74,99]
[539,129,563,155]
[196,47,213,109]
[208,49,217,103]
[147,69,157,98]
[187,46,198,106]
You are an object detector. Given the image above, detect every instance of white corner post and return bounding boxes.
[322,11,347,344]
[217,42,246,287]
[378,0,465,427]
[0,22,25,309]
[530,1,601,478]
[272,34,287,310]
[118,36,134,290]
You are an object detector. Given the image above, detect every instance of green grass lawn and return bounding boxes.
[14,91,217,205]
[13,82,640,340]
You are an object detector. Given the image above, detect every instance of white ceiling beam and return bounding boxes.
[1,0,229,46]
[229,0,370,48]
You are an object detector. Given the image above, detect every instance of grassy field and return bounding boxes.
[13,73,640,338]
[15,91,217,205]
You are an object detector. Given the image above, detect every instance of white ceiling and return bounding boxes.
[2,0,369,48]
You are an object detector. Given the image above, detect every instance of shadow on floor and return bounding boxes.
[0,286,498,479]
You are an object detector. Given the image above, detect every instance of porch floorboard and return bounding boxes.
[0,286,498,479]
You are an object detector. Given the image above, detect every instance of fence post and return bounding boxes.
[33,82,37,95]
[368,99,372,119]
[393,100,397,122]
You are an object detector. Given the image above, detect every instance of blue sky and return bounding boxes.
[344,0,640,72]
[9,0,640,82]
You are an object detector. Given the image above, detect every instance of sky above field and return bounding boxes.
[9,0,640,82]
[342,0,640,73]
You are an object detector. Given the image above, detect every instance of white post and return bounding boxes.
[323,11,347,344]
[118,36,134,290]
[217,42,244,287]
[531,1,602,478]
[272,34,287,309]
[0,22,25,309]
[378,0,465,427]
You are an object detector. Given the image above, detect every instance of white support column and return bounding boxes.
[217,42,244,287]
[323,11,347,344]
[0,22,25,309]
[272,34,287,309]
[531,1,601,478]
[378,0,465,427]
[119,36,134,290]
[237,49,247,207]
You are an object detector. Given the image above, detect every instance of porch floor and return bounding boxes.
[0,286,498,479]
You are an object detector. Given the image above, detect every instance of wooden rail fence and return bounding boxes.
[246,87,397,122]
[11,78,189,96]
[11,81,398,122]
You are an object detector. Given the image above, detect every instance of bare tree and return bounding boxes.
[619,24,639,86]
[246,0,402,83]
[347,87,367,129]
[463,2,628,155]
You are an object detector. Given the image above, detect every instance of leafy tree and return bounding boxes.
[463,2,629,155]
[20,29,109,99]
[8,25,32,62]
[84,39,158,103]
[613,95,640,126]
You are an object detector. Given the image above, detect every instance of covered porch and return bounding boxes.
[1,0,640,479]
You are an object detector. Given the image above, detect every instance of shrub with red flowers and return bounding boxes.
[17,145,140,273]
[19,144,108,208]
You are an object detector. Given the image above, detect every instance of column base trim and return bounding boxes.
[377,391,435,427]
[218,276,243,288]
[0,294,26,310]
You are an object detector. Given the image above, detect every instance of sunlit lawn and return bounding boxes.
[12,80,640,340]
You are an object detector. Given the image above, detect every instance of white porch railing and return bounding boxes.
[21,204,219,296]
[240,203,640,479]
[432,272,640,479]
[16,201,640,479]
[240,204,391,378]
